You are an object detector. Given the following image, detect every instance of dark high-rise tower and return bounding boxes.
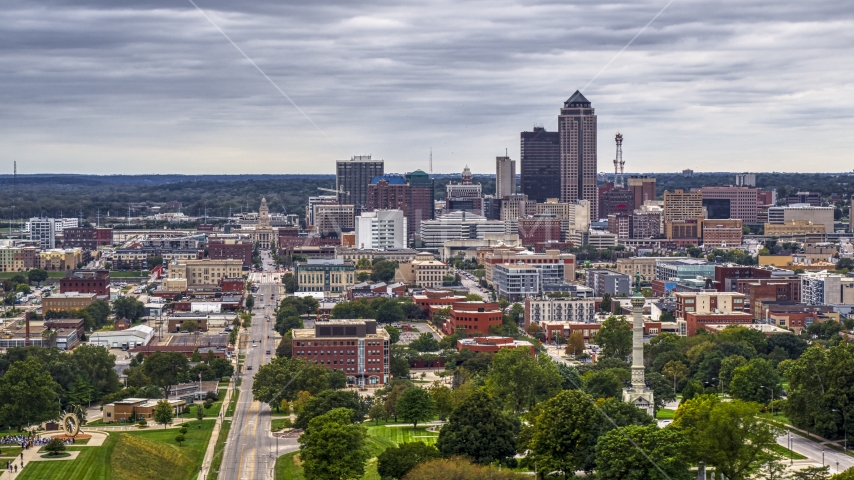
[336,155,384,217]
[559,91,598,215]
[520,126,560,202]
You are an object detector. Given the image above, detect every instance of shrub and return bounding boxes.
[203,399,214,410]
[44,438,66,456]
[206,390,219,401]
[137,418,147,427]
[179,427,188,435]
[175,434,185,446]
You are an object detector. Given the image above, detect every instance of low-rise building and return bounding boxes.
[493,264,541,300]
[88,325,154,349]
[702,219,743,248]
[523,296,596,327]
[336,248,420,264]
[208,235,253,267]
[295,259,356,294]
[292,319,390,386]
[162,258,244,292]
[412,290,468,317]
[585,269,631,297]
[38,248,83,271]
[457,336,534,355]
[675,291,751,336]
[42,292,96,312]
[60,269,110,296]
[442,301,503,336]
[0,322,79,350]
[102,398,186,424]
[615,257,658,282]
[0,246,39,272]
[394,252,448,288]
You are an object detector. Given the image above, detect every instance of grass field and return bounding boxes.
[364,423,438,457]
[17,420,215,480]
[206,420,231,480]
[271,418,292,432]
[656,408,676,420]
[275,452,305,480]
[768,443,807,460]
[225,390,239,417]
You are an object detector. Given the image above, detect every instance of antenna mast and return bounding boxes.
[615,132,624,187]
[429,148,433,174]
[12,161,16,238]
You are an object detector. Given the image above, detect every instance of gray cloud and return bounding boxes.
[0,0,852,174]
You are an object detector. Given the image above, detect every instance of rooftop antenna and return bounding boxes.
[11,161,16,238]
[615,132,624,187]
[429,148,433,174]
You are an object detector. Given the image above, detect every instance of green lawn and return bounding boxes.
[0,271,67,279]
[109,271,149,278]
[206,420,231,480]
[275,452,305,480]
[656,408,676,420]
[17,420,215,480]
[364,423,438,457]
[18,433,117,480]
[225,390,240,417]
[768,443,807,460]
[271,418,292,432]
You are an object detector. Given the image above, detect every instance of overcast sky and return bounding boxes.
[1,0,852,175]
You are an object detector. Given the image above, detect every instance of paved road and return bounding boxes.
[778,430,854,472]
[218,250,297,480]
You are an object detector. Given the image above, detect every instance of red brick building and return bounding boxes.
[541,321,662,343]
[684,311,754,336]
[518,217,563,248]
[457,336,535,355]
[59,269,110,296]
[220,277,246,293]
[367,172,434,240]
[63,227,113,250]
[442,301,503,335]
[292,319,390,386]
[208,237,253,267]
[413,290,467,318]
[714,266,772,293]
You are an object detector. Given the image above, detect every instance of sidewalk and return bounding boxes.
[6,431,109,479]
[196,374,235,479]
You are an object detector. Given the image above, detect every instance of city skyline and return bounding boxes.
[1,0,853,175]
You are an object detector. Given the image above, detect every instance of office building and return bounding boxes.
[29,217,56,250]
[493,264,541,300]
[786,192,821,207]
[585,269,631,297]
[518,216,563,247]
[483,248,576,286]
[599,188,634,219]
[702,219,743,248]
[336,155,384,216]
[356,210,407,250]
[295,259,356,294]
[663,189,704,222]
[404,170,435,238]
[655,258,716,283]
[161,258,243,292]
[500,194,535,221]
[445,166,483,215]
[42,292,97,312]
[735,173,757,187]
[767,205,834,234]
[0,246,38,272]
[394,251,448,288]
[700,187,759,223]
[60,269,110,296]
[368,172,434,241]
[62,227,113,250]
[419,211,508,249]
[442,301,503,336]
[520,126,561,202]
[616,257,659,282]
[292,319,390,386]
[674,291,751,336]
[306,196,338,227]
[38,248,83,271]
[208,235,253,267]
[495,156,516,197]
[559,91,598,214]
[627,176,656,210]
[313,204,356,236]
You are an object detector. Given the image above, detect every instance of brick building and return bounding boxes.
[60,269,110,296]
[713,266,772,293]
[413,290,468,318]
[675,291,751,335]
[62,227,113,249]
[702,219,743,248]
[42,292,96,312]
[208,236,253,267]
[518,216,563,247]
[292,319,390,386]
[442,301,503,335]
[457,336,534,355]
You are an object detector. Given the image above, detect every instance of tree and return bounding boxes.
[142,351,189,398]
[525,389,598,478]
[368,403,387,424]
[183,320,199,333]
[791,466,832,480]
[85,300,111,330]
[409,332,440,352]
[299,408,370,480]
[436,389,519,464]
[209,358,234,379]
[729,358,780,403]
[595,424,693,480]
[196,404,204,422]
[153,399,175,428]
[465,293,483,301]
[377,442,440,480]
[600,293,612,312]
[428,382,454,421]
[674,395,782,480]
[661,360,689,393]
[294,390,366,429]
[245,294,255,310]
[253,357,331,409]
[27,269,48,285]
[282,272,296,293]
[0,358,61,431]
[582,370,623,399]
[836,258,854,271]
[190,348,202,362]
[16,283,31,294]
[275,308,303,336]
[594,316,632,360]
[384,325,401,344]
[486,348,563,413]
[276,331,293,358]
[403,458,526,479]
[565,331,585,357]
[113,296,145,321]
[397,387,435,429]
[383,384,406,422]
[371,260,398,283]
[175,434,185,446]
[44,438,67,456]
[71,344,122,400]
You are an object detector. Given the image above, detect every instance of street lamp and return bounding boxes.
[832,408,848,452]
[761,385,775,417]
